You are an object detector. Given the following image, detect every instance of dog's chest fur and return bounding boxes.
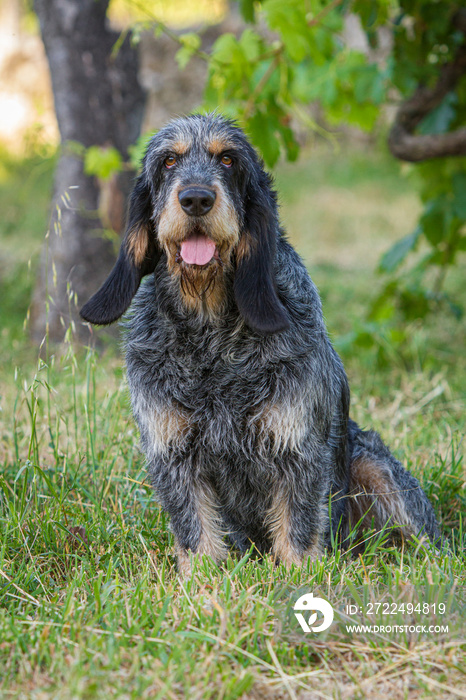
[127,245,331,439]
[127,302,311,458]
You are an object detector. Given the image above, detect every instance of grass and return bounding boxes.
[0,143,465,698]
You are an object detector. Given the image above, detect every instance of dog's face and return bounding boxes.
[146,117,246,315]
[80,114,289,335]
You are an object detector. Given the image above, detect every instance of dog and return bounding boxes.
[80,113,440,576]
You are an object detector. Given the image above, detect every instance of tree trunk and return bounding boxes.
[31,0,145,344]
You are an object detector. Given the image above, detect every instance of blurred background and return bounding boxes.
[1,0,464,351]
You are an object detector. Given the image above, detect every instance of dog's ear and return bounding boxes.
[80,176,161,325]
[234,169,289,335]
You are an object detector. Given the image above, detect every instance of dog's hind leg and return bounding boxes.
[347,419,440,545]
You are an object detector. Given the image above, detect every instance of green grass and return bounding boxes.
[0,144,465,698]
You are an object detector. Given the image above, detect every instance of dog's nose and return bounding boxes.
[178,187,216,216]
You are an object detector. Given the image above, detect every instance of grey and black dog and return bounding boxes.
[81,113,440,575]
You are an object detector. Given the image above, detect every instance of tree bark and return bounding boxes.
[31,0,145,344]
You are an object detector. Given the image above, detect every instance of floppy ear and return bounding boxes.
[234,169,289,335]
[80,176,161,325]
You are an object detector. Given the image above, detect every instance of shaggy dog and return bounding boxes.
[81,114,440,576]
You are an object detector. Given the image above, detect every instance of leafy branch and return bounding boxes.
[388,10,466,162]
[96,0,465,338]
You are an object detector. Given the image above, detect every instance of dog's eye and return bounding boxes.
[164,156,177,169]
[221,155,233,167]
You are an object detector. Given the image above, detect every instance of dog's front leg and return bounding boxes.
[152,463,227,577]
[176,483,228,577]
[267,470,328,567]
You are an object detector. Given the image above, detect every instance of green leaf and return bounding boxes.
[353,63,386,105]
[239,0,255,23]
[211,33,239,64]
[420,198,449,246]
[281,26,310,62]
[84,146,123,180]
[247,111,281,167]
[175,32,201,70]
[175,46,195,70]
[264,0,312,62]
[379,228,421,272]
[239,28,262,62]
[418,92,458,135]
[452,173,466,218]
[210,33,251,84]
[399,286,431,321]
[353,0,388,29]
[280,124,300,161]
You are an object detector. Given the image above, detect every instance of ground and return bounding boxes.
[0,142,464,699]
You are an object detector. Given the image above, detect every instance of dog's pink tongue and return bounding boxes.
[180,234,216,265]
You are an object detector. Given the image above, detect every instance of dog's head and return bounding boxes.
[80,114,289,335]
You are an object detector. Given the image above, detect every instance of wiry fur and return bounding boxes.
[81,114,440,573]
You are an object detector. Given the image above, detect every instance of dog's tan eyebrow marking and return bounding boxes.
[170,138,192,155]
[206,137,236,155]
